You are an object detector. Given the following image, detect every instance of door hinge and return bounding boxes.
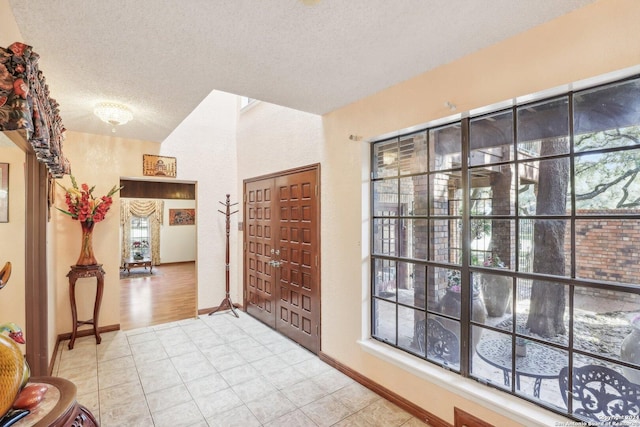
[243,193,247,202]
[315,184,318,196]
[315,255,318,267]
[244,242,247,251]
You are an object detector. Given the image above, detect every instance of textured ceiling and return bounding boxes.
[8,0,596,142]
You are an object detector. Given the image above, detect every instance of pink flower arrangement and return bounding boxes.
[57,176,122,223]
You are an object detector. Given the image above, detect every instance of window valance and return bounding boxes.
[120,199,164,266]
[0,42,69,177]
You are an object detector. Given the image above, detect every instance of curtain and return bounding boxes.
[120,199,164,266]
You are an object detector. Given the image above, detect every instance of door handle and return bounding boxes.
[268,260,282,268]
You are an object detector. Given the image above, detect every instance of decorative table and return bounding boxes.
[13,376,98,426]
[122,258,153,276]
[67,264,105,350]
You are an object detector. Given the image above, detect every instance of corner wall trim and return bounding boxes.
[50,324,121,375]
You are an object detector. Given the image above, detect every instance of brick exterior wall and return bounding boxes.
[571,209,640,303]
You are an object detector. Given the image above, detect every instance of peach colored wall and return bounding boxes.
[320,0,640,425]
[52,132,159,336]
[0,143,26,353]
[0,0,25,353]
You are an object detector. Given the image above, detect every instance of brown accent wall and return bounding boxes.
[120,179,195,200]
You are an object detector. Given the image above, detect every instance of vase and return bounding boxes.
[480,272,512,317]
[620,320,640,384]
[439,290,487,350]
[76,221,97,266]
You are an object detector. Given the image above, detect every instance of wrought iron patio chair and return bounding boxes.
[416,318,460,365]
[559,365,640,426]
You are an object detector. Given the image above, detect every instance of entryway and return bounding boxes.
[243,165,321,353]
[119,178,198,329]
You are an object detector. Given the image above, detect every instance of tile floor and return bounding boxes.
[52,311,427,427]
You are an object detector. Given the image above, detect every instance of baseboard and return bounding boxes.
[454,407,494,427]
[154,261,195,267]
[198,303,243,316]
[50,324,121,374]
[318,351,451,427]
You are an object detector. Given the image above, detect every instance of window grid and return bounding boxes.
[371,75,640,423]
[130,216,150,259]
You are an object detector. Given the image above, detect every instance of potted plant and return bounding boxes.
[480,255,512,317]
[620,314,640,383]
[132,240,149,260]
[438,269,487,350]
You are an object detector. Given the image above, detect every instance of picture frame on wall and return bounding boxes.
[0,163,8,222]
[143,154,177,178]
[169,208,195,225]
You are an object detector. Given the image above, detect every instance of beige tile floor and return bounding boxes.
[52,311,427,427]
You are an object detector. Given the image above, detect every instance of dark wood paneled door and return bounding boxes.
[244,166,320,353]
[245,179,276,328]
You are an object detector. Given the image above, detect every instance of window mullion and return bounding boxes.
[460,117,471,377]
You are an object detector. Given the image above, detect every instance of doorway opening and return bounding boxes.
[119,178,197,330]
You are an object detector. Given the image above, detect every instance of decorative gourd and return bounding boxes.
[0,262,11,290]
[0,328,25,419]
[12,384,47,410]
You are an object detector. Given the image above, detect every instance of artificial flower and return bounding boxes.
[57,175,122,223]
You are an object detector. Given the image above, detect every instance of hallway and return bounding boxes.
[120,262,196,330]
[53,311,426,426]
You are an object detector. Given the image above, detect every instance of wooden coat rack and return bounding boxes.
[209,194,239,317]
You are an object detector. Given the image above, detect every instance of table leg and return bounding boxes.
[502,369,510,387]
[93,273,104,345]
[533,378,542,398]
[68,278,78,350]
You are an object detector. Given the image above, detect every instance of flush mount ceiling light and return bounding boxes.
[93,102,133,132]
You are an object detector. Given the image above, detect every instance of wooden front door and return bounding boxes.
[244,166,320,353]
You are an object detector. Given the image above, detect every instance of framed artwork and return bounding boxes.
[169,208,195,225]
[143,154,177,177]
[0,163,7,222]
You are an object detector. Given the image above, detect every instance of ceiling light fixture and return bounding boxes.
[94,102,133,132]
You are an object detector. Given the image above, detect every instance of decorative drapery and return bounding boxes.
[120,199,164,266]
[0,42,69,177]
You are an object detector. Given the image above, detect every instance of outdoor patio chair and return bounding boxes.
[416,318,460,365]
[559,365,640,426]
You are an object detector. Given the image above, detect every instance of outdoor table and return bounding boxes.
[475,337,567,398]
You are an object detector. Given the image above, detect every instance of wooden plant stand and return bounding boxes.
[67,264,105,350]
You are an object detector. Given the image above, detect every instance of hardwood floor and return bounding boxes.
[119,261,196,330]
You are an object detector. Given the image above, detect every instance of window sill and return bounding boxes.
[358,339,569,427]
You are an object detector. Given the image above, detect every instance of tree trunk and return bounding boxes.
[491,165,512,265]
[526,139,569,337]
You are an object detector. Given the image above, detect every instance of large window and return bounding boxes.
[129,216,150,260]
[371,76,640,424]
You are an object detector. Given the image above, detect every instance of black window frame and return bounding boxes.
[370,74,640,422]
